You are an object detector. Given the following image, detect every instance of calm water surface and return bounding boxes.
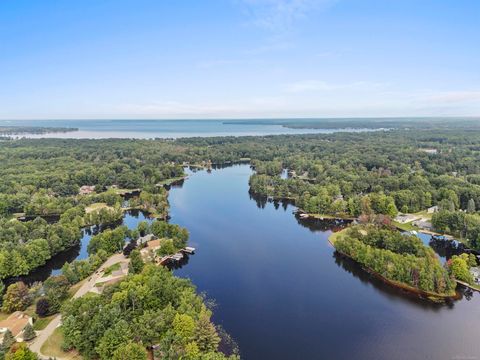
[1,119,378,139]
[169,165,480,360]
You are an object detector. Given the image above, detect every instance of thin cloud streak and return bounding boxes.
[239,0,335,32]
[283,80,388,93]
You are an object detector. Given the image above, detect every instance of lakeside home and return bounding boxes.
[79,185,95,195]
[0,312,33,342]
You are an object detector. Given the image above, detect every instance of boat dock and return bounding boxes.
[159,247,196,265]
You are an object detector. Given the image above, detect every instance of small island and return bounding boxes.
[329,224,457,300]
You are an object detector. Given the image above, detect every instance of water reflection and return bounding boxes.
[164,178,185,191]
[166,254,190,270]
[13,210,153,285]
[167,164,480,360]
[333,252,459,309]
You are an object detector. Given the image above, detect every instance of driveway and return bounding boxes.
[29,253,129,359]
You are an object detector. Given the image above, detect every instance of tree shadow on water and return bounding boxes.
[332,252,467,311]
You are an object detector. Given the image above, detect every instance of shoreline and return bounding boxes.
[328,229,458,301]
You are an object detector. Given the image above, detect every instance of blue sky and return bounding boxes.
[1,0,479,119]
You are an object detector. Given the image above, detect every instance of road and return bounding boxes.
[29,253,129,359]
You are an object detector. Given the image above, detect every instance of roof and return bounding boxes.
[79,185,96,194]
[0,311,31,337]
[137,234,157,246]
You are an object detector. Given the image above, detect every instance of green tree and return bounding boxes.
[194,310,220,353]
[468,253,478,267]
[2,330,15,349]
[112,342,147,360]
[128,250,144,274]
[449,254,473,284]
[468,198,476,213]
[96,320,132,360]
[157,239,176,256]
[173,313,195,343]
[5,343,38,360]
[2,282,31,313]
[35,298,50,317]
[22,324,36,341]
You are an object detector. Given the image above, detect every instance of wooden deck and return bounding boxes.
[158,247,196,265]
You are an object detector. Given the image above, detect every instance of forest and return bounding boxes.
[3,127,480,279]
[62,264,238,360]
[331,224,456,297]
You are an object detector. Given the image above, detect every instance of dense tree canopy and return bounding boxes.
[62,265,238,360]
[333,225,456,296]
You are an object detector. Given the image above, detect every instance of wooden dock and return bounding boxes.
[159,247,196,265]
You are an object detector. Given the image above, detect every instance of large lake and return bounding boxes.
[169,164,480,360]
[0,119,376,139]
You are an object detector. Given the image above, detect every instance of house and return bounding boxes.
[419,148,438,155]
[0,312,33,342]
[394,214,418,224]
[137,234,157,247]
[79,185,96,195]
[412,219,433,231]
[427,205,439,214]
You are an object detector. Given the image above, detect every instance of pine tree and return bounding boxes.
[22,323,36,341]
[1,329,15,349]
[194,310,220,353]
[468,198,476,213]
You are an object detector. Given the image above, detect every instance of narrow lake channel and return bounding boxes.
[169,164,480,360]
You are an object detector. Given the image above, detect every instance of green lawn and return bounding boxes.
[392,220,420,232]
[156,176,186,186]
[41,327,83,360]
[305,212,355,220]
[102,262,121,277]
[33,314,56,331]
[85,202,113,214]
[328,227,349,245]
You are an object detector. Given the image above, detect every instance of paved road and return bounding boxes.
[29,253,129,359]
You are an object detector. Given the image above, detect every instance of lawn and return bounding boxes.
[68,279,86,298]
[33,314,57,331]
[102,262,121,277]
[156,175,186,186]
[305,212,355,220]
[85,202,113,214]
[40,327,83,360]
[392,220,421,232]
[328,227,349,245]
